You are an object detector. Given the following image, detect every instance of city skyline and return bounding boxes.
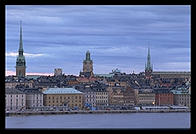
[6,5,191,76]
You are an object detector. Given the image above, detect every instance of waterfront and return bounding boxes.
[6,112,190,129]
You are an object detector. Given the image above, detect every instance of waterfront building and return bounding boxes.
[145,47,153,78]
[170,87,191,108]
[137,91,155,106]
[23,88,44,109]
[43,88,84,110]
[54,68,62,76]
[16,21,26,77]
[77,88,97,108]
[95,88,109,107]
[80,50,93,78]
[123,86,138,106]
[154,89,173,106]
[6,88,26,111]
[106,86,124,106]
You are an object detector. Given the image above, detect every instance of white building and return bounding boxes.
[6,88,26,111]
[24,89,44,109]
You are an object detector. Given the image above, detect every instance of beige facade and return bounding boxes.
[137,93,155,105]
[107,87,124,105]
[173,94,191,108]
[95,91,108,106]
[43,94,84,109]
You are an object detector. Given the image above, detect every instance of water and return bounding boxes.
[6,112,190,129]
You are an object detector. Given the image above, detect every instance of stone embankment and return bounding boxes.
[6,109,190,116]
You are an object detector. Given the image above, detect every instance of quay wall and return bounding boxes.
[6,109,190,116]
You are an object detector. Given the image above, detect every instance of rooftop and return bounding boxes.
[153,71,191,74]
[6,88,25,94]
[43,88,83,94]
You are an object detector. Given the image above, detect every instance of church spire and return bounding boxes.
[146,47,151,69]
[19,21,23,56]
[86,50,91,61]
[145,45,153,78]
[16,21,26,77]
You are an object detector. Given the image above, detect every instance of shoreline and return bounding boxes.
[6,109,190,116]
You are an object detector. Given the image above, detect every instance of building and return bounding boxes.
[23,88,44,109]
[54,68,62,76]
[154,89,173,106]
[171,87,191,108]
[16,21,26,77]
[6,88,26,111]
[107,79,127,87]
[77,88,97,108]
[95,88,109,107]
[137,92,155,106]
[5,81,34,89]
[152,71,191,79]
[43,88,84,110]
[123,86,138,106]
[80,50,93,78]
[145,47,153,78]
[107,86,124,106]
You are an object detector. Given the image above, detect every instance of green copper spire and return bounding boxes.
[19,21,23,56]
[145,46,153,71]
[147,47,151,69]
[16,21,26,67]
[16,21,26,77]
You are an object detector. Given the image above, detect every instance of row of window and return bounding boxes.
[7,95,24,98]
[9,99,25,102]
[48,100,82,104]
[96,100,108,103]
[96,96,108,99]
[96,92,108,95]
[47,96,82,100]
[48,104,81,107]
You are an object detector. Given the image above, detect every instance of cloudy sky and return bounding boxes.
[6,5,191,76]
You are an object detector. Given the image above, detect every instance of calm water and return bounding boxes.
[6,112,190,129]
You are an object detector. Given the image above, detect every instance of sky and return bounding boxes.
[5,5,191,76]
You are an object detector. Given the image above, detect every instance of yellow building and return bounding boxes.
[137,92,155,105]
[43,88,84,110]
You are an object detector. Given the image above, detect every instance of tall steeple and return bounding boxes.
[16,21,26,77]
[80,50,93,78]
[86,50,91,61]
[19,21,24,56]
[145,46,153,78]
[146,47,152,70]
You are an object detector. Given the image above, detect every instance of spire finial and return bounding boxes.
[86,50,90,61]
